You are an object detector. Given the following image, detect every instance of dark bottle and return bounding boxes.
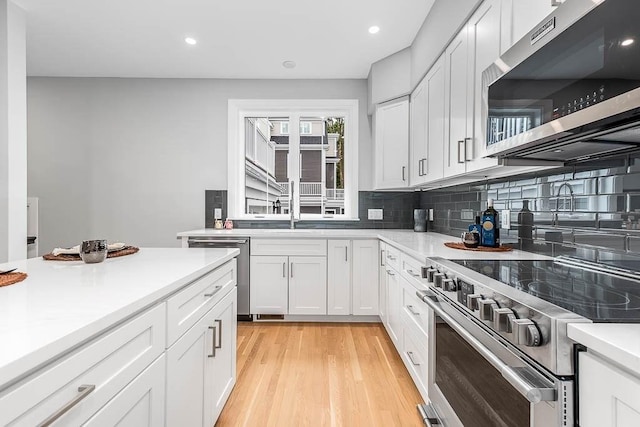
[469,216,481,234]
[481,198,500,248]
[518,199,534,251]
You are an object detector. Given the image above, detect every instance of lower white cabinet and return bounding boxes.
[352,240,379,315]
[84,354,166,427]
[166,287,237,427]
[327,240,351,315]
[379,243,388,324]
[579,351,640,427]
[250,255,289,314]
[386,266,403,349]
[289,256,327,315]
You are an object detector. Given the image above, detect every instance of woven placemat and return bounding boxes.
[0,272,27,287]
[444,242,513,252]
[43,246,140,261]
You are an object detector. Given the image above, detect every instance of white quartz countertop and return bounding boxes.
[0,247,239,388]
[568,323,640,376]
[177,228,551,262]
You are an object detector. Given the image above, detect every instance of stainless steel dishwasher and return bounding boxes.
[187,237,251,321]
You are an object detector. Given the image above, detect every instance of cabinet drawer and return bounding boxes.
[385,244,401,271]
[401,278,430,338]
[251,239,327,256]
[166,259,236,345]
[402,322,429,401]
[0,304,166,426]
[400,253,425,284]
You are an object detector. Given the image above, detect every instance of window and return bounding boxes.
[228,100,358,220]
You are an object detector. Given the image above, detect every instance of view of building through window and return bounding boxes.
[244,116,345,216]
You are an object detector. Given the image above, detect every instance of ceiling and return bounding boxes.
[15,0,434,79]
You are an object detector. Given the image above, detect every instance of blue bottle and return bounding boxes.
[481,199,500,248]
[469,216,481,233]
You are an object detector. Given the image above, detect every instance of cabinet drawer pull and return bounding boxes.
[204,285,223,298]
[386,270,395,276]
[208,326,217,358]
[290,262,294,278]
[38,384,96,427]
[282,262,286,278]
[402,166,406,181]
[406,351,421,366]
[407,269,420,277]
[380,250,385,266]
[464,137,472,161]
[215,319,222,350]
[345,247,348,262]
[387,254,397,261]
[457,140,465,164]
[407,305,420,316]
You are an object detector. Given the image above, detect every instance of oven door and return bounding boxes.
[419,290,573,427]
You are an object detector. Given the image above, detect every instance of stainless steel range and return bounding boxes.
[416,256,640,427]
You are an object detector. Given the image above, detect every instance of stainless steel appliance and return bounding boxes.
[416,256,640,426]
[483,0,640,161]
[188,237,251,321]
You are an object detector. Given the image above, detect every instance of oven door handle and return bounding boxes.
[418,290,556,404]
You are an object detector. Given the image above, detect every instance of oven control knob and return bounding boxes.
[493,308,517,332]
[512,319,543,347]
[478,299,498,321]
[434,273,446,288]
[426,269,438,283]
[466,294,482,311]
[442,278,457,292]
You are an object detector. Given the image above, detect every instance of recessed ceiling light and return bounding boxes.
[621,38,635,47]
[368,26,380,34]
[282,60,296,69]
[553,149,564,153]
[184,37,197,45]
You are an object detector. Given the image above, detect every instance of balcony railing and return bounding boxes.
[277,182,344,200]
[326,189,344,200]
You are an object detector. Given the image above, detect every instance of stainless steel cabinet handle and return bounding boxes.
[282,262,286,278]
[188,239,248,244]
[457,140,465,164]
[290,262,294,278]
[208,326,217,358]
[406,351,420,366]
[407,269,420,277]
[406,305,420,316]
[215,319,222,350]
[345,247,348,262]
[386,270,395,276]
[380,249,385,266]
[402,166,406,181]
[417,290,556,403]
[464,137,473,161]
[38,384,96,427]
[204,285,223,298]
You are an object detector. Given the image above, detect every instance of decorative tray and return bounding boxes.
[43,246,139,261]
[444,242,513,252]
[0,272,27,287]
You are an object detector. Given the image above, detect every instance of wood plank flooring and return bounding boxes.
[215,322,425,427]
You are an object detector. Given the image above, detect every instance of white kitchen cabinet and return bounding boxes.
[579,351,640,427]
[410,54,446,186]
[375,97,410,189]
[501,0,558,53]
[83,355,166,427]
[386,267,403,350]
[289,256,327,315]
[327,240,351,315]
[401,315,429,401]
[352,239,379,315]
[250,255,289,314]
[379,242,388,324]
[166,288,237,427]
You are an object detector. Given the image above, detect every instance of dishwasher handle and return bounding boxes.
[188,239,248,245]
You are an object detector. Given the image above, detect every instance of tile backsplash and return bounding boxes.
[420,153,640,261]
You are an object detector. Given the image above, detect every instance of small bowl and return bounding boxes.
[79,240,108,263]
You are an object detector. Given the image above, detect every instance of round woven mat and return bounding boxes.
[444,242,512,252]
[0,272,27,287]
[43,246,140,261]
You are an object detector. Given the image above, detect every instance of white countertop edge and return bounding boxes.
[0,249,239,388]
[568,323,640,377]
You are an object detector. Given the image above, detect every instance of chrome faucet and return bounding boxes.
[290,180,297,230]
[553,182,574,226]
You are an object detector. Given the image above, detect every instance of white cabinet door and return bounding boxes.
[352,240,379,315]
[444,27,471,178]
[580,352,640,427]
[502,0,557,53]
[288,256,327,315]
[250,255,289,314]
[327,240,351,315]
[83,355,166,427]
[379,243,388,324]
[424,54,446,183]
[386,268,402,349]
[166,305,216,427]
[375,98,409,189]
[410,78,428,186]
[207,288,237,424]
[467,0,502,172]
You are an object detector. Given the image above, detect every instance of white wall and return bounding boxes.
[368,48,411,113]
[0,0,26,263]
[27,78,372,252]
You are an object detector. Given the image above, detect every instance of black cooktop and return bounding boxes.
[452,258,640,322]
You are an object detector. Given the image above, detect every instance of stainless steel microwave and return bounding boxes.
[483,0,640,162]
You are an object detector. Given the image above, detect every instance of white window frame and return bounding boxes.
[228,99,359,220]
[300,121,312,135]
[280,121,289,135]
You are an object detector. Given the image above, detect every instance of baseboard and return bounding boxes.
[251,314,382,323]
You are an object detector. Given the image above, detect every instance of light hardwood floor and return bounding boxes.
[216,322,425,427]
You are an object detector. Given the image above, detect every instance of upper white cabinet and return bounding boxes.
[410,54,446,186]
[501,0,559,54]
[375,97,410,189]
[579,351,640,427]
[368,47,412,113]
